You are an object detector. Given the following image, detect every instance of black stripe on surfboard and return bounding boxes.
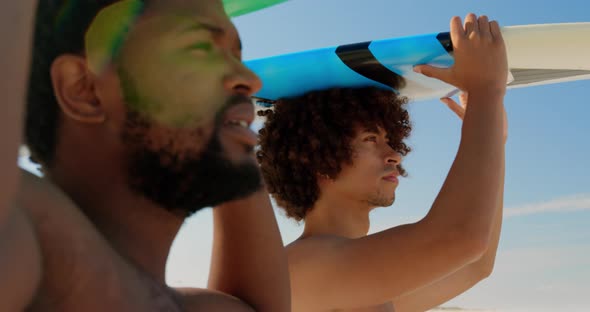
[436,32,454,52]
[335,41,405,90]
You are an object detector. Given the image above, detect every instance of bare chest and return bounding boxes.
[19,177,183,311]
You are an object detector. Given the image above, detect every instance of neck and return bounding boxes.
[50,141,183,283]
[302,190,373,239]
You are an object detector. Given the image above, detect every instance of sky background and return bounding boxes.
[167,1,590,311]
[20,1,590,311]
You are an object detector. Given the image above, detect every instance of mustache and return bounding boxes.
[225,94,254,110]
[214,94,254,123]
[383,164,407,177]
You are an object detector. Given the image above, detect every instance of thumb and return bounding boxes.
[413,65,452,84]
[440,97,465,120]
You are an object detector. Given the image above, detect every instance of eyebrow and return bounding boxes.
[361,128,381,135]
[180,22,243,51]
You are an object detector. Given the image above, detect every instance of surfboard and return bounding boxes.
[245,22,590,104]
[223,0,288,17]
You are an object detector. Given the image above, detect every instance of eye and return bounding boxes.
[364,135,378,143]
[185,42,213,54]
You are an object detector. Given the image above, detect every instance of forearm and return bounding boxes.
[0,1,37,220]
[208,189,290,312]
[0,5,40,305]
[426,90,505,247]
[471,157,505,272]
[393,125,506,312]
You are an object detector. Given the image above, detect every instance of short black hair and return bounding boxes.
[25,0,141,166]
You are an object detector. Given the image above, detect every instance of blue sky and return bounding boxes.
[166,1,590,311]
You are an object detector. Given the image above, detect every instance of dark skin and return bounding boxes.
[2,0,290,311]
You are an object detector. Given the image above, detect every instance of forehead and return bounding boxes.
[138,0,238,40]
[143,0,228,23]
[85,0,235,73]
[355,124,386,136]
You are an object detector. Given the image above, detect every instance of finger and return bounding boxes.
[464,13,478,35]
[414,65,452,85]
[440,97,465,119]
[449,16,465,44]
[478,15,491,38]
[490,20,503,42]
[459,92,468,108]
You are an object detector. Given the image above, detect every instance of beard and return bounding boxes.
[366,191,395,208]
[365,164,403,208]
[121,110,262,217]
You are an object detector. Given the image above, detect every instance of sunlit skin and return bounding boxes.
[281,14,507,312]
[302,127,402,239]
[2,0,290,311]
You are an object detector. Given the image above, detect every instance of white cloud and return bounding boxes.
[444,245,590,312]
[505,193,590,217]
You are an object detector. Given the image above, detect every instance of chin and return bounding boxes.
[384,194,396,207]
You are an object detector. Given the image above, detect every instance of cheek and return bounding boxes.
[337,159,381,191]
[128,120,216,162]
[118,46,228,128]
[350,151,384,178]
[128,65,226,125]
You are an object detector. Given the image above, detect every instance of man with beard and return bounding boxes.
[1,0,290,311]
[257,14,508,311]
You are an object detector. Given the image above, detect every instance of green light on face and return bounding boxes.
[85,0,145,74]
[222,0,288,17]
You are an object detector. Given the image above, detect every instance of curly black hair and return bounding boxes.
[257,87,412,221]
[25,0,145,166]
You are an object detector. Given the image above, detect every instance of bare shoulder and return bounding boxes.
[16,170,76,215]
[15,171,148,310]
[286,235,351,256]
[0,182,41,311]
[176,288,255,312]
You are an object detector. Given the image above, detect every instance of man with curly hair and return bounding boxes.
[1,0,290,311]
[258,14,508,312]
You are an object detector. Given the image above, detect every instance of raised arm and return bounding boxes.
[208,188,291,312]
[391,93,507,312]
[0,0,36,212]
[0,1,42,311]
[287,14,508,311]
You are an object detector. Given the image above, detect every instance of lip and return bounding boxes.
[382,173,399,184]
[223,101,255,125]
[221,101,257,147]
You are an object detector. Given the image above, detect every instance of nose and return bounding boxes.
[224,57,263,96]
[385,147,402,166]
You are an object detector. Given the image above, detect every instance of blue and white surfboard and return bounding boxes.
[246,23,590,104]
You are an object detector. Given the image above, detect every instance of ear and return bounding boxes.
[51,54,106,123]
[316,173,333,187]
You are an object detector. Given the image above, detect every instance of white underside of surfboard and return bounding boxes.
[405,23,590,101]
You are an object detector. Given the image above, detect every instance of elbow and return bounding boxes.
[465,239,498,281]
[476,253,497,279]
[479,261,495,279]
[463,236,489,263]
[449,227,491,264]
